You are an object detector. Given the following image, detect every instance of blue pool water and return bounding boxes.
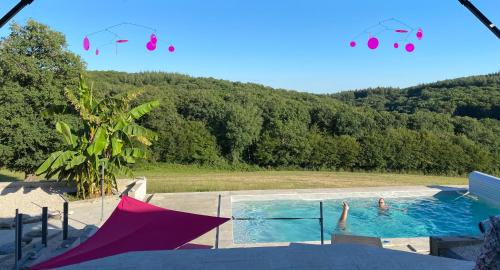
[232,191,500,243]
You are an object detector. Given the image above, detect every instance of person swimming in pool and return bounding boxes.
[378,198,388,209]
[337,198,390,229]
[337,201,349,231]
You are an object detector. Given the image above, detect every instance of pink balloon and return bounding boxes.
[405,43,415,53]
[146,41,156,51]
[95,48,99,55]
[150,34,157,44]
[416,28,423,40]
[367,37,379,50]
[393,42,399,49]
[168,45,175,52]
[83,36,90,51]
[349,41,356,47]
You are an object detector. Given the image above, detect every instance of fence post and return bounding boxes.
[14,210,22,270]
[100,164,105,222]
[320,201,324,245]
[215,194,221,249]
[42,207,48,247]
[63,202,68,240]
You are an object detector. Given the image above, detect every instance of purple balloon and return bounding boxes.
[150,34,157,44]
[146,41,156,51]
[168,45,175,52]
[367,37,379,50]
[405,43,415,53]
[95,48,99,55]
[83,36,90,51]
[349,41,356,47]
[393,42,399,49]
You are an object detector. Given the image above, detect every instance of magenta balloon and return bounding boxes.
[405,43,415,53]
[416,28,423,40]
[150,34,157,44]
[349,41,356,47]
[393,42,399,49]
[168,45,175,52]
[367,37,379,50]
[146,41,156,51]
[95,48,99,55]
[83,36,90,51]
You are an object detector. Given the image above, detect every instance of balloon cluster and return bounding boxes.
[349,18,423,53]
[82,22,175,56]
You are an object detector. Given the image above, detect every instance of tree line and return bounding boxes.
[88,71,500,176]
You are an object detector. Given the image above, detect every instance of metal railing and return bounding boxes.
[13,201,70,269]
[231,201,325,245]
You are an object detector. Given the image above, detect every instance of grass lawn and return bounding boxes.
[0,164,468,193]
[131,164,467,193]
[0,168,25,182]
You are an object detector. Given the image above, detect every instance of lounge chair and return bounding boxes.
[429,236,483,261]
[331,234,383,248]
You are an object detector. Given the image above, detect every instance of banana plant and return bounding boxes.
[36,75,159,198]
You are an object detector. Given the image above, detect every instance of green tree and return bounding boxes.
[223,104,262,163]
[36,76,159,198]
[0,20,85,180]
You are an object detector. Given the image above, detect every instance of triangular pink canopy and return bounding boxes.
[30,195,229,270]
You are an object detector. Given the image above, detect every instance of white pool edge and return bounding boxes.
[231,186,467,202]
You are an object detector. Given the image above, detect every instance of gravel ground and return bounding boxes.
[0,186,66,220]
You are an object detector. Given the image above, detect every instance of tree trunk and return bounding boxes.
[24,172,37,181]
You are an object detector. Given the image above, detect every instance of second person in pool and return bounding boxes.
[338,198,389,224]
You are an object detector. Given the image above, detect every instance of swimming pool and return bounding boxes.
[232,191,500,243]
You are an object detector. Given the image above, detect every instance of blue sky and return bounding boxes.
[1,0,499,93]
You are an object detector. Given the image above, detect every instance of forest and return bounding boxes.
[86,71,500,176]
[1,20,499,178]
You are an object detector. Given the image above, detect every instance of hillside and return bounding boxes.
[86,71,500,176]
[333,72,500,120]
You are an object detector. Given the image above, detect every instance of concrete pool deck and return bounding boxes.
[61,243,474,270]
[148,185,467,252]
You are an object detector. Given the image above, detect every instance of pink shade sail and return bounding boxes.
[168,45,175,52]
[116,39,129,43]
[29,195,229,270]
[395,29,408,33]
[367,37,379,49]
[349,41,356,47]
[146,41,156,51]
[405,43,415,52]
[83,37,90,51]
[416,28,423,40]
[393,42,399,48]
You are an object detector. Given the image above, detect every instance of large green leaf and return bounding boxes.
[113,117,127,132]
[50,150,77,170]
[121,124,157,140]
[36,151,63,175]
[56,121,75,147]
[87,127,107,155]
[65,155,86,170]
[111,137,124,156]
[128,100,160,120]
[123,148,147,158]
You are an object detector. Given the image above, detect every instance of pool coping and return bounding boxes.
[230,185,467,202]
